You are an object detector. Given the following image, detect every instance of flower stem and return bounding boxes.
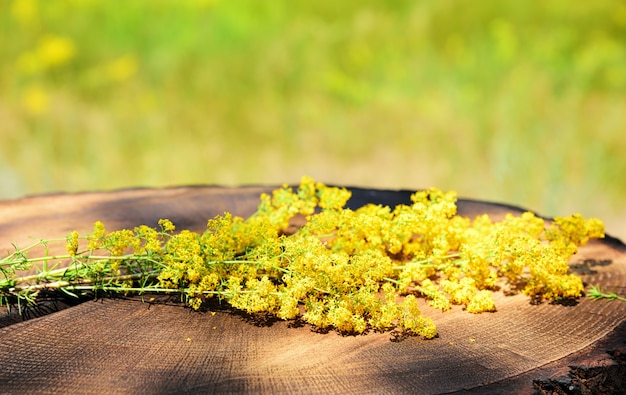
[588,284,626,302]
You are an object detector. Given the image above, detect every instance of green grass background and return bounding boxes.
[1,0,625,239]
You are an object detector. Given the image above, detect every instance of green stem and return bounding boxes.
[65,285,228,295]
[383,277,402,285]
[392,253,464,270]
[10,272,160,293]
[0,238,68,265]
[588,285,626,302]
[2,251,153,268]
[14,261,86,283]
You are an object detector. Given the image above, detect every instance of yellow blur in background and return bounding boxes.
[1,0,625,240]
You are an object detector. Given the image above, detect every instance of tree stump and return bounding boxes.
[1,186,624,394]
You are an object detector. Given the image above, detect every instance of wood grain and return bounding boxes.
[1,186,624,394]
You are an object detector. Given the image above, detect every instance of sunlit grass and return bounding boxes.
[1,0,625,238]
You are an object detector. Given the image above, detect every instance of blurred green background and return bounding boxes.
[1,0,625,240]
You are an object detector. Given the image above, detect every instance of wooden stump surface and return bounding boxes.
[0,186,625,394]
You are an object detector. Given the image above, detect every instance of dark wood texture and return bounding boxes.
[1,186,625,394]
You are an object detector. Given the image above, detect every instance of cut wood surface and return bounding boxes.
[0,186,625,394]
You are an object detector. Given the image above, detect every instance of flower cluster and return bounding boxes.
[0,176,605,338]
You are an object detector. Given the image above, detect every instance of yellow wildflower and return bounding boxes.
[20,176,607,339]
[37,35,76,67]
[88,221,106,250]
[11,0,37,25]
[158,219,176,233]
[21,86,48,115]
[105,55,138,82]
[466,290,496,313]
[65,230,79,256]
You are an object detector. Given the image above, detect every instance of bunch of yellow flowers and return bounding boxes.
[2,177,605,338]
